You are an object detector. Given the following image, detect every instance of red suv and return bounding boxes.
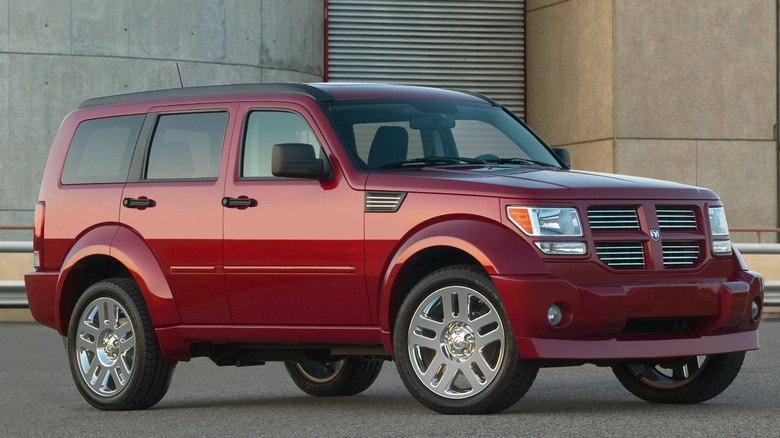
[25,83,763,414]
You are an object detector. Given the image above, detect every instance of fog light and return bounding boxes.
[535,241,587,255]
[712,239,732,254]
[547,304,563,326]
[751,299,761,320]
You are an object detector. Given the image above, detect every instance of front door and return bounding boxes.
[222,103,370,325]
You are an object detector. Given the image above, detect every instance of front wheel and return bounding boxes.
[285,358,383,396]
[67,278,176,410]
[393,266,538,414]
[612,352,745,404]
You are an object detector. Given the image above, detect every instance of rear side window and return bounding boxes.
[61,115,143,184]
[146,112,228,180]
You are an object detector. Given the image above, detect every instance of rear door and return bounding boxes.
[222,102,370,325]
[120,103,237,323]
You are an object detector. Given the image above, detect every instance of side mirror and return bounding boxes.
[271,143,333,180]
[552,147,571,168]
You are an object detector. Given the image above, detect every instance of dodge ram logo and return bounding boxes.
[650,229,660,241]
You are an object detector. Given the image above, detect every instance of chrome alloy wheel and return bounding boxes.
[628,356,709,389]
[407,285,505,399]
[74,297,136,397]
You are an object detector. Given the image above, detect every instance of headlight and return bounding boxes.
[708,206,732,254]
[507,206,583,237]
[708,207,729,236]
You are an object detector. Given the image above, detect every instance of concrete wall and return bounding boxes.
[0,0,324,239]
[527,0,777,242]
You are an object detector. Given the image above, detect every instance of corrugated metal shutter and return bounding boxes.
[326,0,526,118]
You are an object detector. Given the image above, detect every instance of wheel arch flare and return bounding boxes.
[378,218,547,352]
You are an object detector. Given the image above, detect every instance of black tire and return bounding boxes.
[393,265,538,414]
[612,352,745,404]
[67,277,176,410]
[285,358,383,396]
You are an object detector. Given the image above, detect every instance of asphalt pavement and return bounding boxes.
[1,321,778,437]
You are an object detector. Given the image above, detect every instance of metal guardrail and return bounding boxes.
[0,242,778,307]
[763,281,780,306]
[1,241,33,253]
[1,241,33,308]
[0,281,28,307]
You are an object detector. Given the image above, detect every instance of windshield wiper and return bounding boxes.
[483,157,559,168]
[379,156,487,169]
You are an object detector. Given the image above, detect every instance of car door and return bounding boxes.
[120,103,237,323]
[222,102,370,325]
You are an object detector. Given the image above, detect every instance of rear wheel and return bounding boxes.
[393,266,538,414]
[612,352,745,404]
[68,278,176,410]
[285,358,383,396]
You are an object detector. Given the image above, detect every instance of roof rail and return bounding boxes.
[79,83,334,109]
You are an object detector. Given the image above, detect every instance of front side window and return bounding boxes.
[327,100,559,171]
[241,110,322,178]
[145,112,228,180]
[61,115,143,184]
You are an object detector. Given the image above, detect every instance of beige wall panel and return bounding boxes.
[615,139,698,186]
[615,0,775,140]
[527,0,569,11]
[526,0,613,147]
[566,139,614,173]
[696,140,777,236]
[742,254,779,278]
[0,253,31,281]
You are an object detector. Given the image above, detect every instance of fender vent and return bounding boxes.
[365,191,407,212]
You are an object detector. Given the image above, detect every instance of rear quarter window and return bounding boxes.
[61,115,144,184]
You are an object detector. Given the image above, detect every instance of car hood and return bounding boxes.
[365,166,719,201]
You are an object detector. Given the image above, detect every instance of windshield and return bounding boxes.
[326,100,561,171]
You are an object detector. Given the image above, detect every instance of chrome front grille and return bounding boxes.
[587,207,639,230]
[594,242,645,269]
[588,204,702,270]
[662,241,700,268]
[657,206,698,230]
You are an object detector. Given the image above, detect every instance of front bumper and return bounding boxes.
[493,270,763,360]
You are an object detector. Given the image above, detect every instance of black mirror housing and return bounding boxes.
[552,147,571,168]
[271,143,333,180]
